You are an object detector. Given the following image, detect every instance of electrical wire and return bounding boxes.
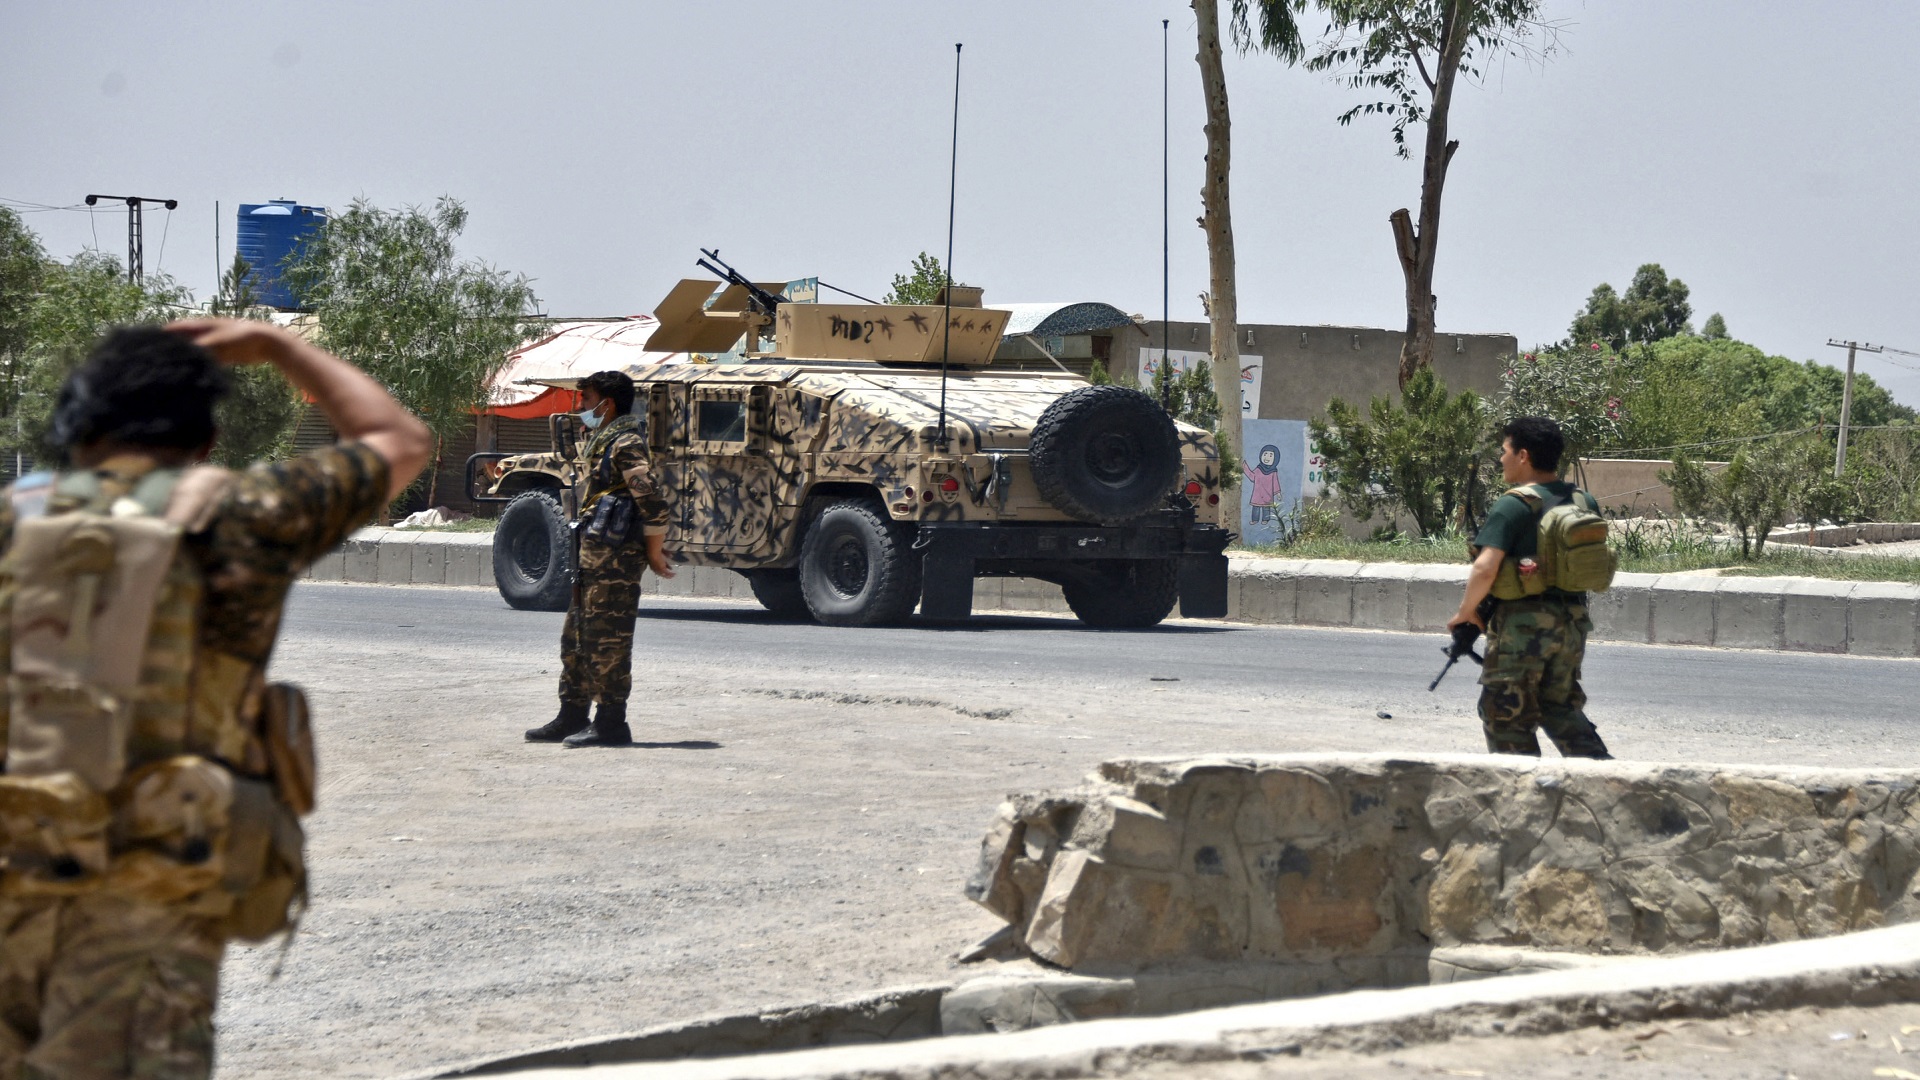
[816,280,880,305]
[1588,423,1920,459]
[153,205,173,274]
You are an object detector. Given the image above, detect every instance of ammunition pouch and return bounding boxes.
[1490,556,1550,601]
[583,493,635,546]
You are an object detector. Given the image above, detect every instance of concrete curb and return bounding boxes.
[318,531,1920,657]
[442,922,1920,1078]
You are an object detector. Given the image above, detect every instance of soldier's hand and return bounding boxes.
[165,319,292,366]
[1447,609,1486,633]
[650,550,677,579]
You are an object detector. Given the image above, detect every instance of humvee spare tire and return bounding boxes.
[1061,558,1180,629]
[494,490,573,611]
[1029,385,1181,526]
[798,500,922,627]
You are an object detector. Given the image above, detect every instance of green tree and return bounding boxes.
[884,252,946,305]
[1272,0,1555,387]
[285,197,540,504]
[0,208,50,447]
[6,248,193,468]
[1619,336,1912,452]
[1664,433,1827,558]
[206,254,303,467]
[1701,312,1728,340]
[1310,367,1484,536]
[1570,263,1692,350]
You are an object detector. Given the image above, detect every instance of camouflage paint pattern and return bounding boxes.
[558,536,650,707]
[478,364,1223,571]
[1477,597,1611,759]
[0,894,223,1080]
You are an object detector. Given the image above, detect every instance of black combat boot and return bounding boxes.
[525,702,590,743]
[563,702,633,748]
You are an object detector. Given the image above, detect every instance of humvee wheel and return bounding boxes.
[1062,559,1180,629]
[798,500,922,627]
[741,568,810,620]
[494,490,574,611]
[1030,386,1181,526]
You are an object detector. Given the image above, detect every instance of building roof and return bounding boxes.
[991,302,1139,339]
[487,317,687,417]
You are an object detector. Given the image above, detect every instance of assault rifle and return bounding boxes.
[1428,598,1494,691]
[696,248,784,319]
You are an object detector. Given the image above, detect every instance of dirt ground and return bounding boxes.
[210,583,1920,1078]
[1136,1000,1920,1079]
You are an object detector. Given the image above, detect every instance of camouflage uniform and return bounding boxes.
[558,414,671,708]
[1478,597,1610,758]
[1472,483,1611,759]
[0,443,389,1080]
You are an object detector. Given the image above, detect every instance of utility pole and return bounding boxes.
[1826,338,1884,477]
[84,194,177,284]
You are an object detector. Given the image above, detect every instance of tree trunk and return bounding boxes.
[424,435,443,508]
[1394,0,1473,389]
[1194,0,1243,473]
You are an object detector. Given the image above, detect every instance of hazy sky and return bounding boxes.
[6,1,1919,403]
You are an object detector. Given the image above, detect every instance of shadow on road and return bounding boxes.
[636,605,1240,635]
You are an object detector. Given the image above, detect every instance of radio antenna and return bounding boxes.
[1160,18,1171,412]
[936,42,963,451]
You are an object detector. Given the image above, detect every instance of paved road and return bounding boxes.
[285,582,1920,768]
[207,584,1918,1079]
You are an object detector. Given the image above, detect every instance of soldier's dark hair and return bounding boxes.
[51,326,230,452]
[581,370,635,416]
[1502,415,1565,473]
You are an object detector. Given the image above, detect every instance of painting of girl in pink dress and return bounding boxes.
[1244,443,1284,523]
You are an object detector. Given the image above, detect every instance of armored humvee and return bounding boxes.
[467,271,1230,628]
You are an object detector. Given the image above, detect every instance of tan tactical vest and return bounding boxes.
[0,460,312,940]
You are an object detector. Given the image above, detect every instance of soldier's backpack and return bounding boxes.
[1490,483,1617,599]
[0,462,314,941]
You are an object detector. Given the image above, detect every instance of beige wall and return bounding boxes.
[1140,321,1517,420]
[1577,458,1725,516]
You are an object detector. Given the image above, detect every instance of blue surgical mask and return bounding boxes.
[578,404,603,430]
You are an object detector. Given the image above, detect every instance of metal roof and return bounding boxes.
[990,302,1138,339]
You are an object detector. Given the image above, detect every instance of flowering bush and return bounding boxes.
[1490,342,1646,464]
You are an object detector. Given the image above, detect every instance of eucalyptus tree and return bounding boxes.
[286,197,541,504]
[1242,0,1559,388]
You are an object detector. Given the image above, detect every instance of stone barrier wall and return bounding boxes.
[965,754,1920,972]
[313,531,1920,657]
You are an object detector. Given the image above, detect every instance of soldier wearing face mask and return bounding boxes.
[525,370,674,747]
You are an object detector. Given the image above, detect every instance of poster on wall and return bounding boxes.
[1239,418,1325,546]
[1138,348,1264,418]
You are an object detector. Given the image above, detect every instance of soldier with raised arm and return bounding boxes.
[0,320,430,1078]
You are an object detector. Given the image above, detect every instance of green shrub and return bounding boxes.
[1310,368,1484,538]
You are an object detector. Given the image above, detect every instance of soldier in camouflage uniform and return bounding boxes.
[1448,416,1611,759]
[525,370,674,748]
[0,321,430,1079]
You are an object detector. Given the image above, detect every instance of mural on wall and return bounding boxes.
[1138,349,1263,417]
[1239,418,1325,546]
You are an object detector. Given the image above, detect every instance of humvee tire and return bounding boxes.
[741,568,810,620]
[797,500,923,627]
[494,490,573,612]
[1029,386,1182,526]
[1062,558,1180,628]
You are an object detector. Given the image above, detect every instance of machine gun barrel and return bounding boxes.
[697,248,784,317]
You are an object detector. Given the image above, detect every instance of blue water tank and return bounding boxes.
[236,201,326,310]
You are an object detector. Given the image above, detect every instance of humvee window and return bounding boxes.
[696,400,747,443]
